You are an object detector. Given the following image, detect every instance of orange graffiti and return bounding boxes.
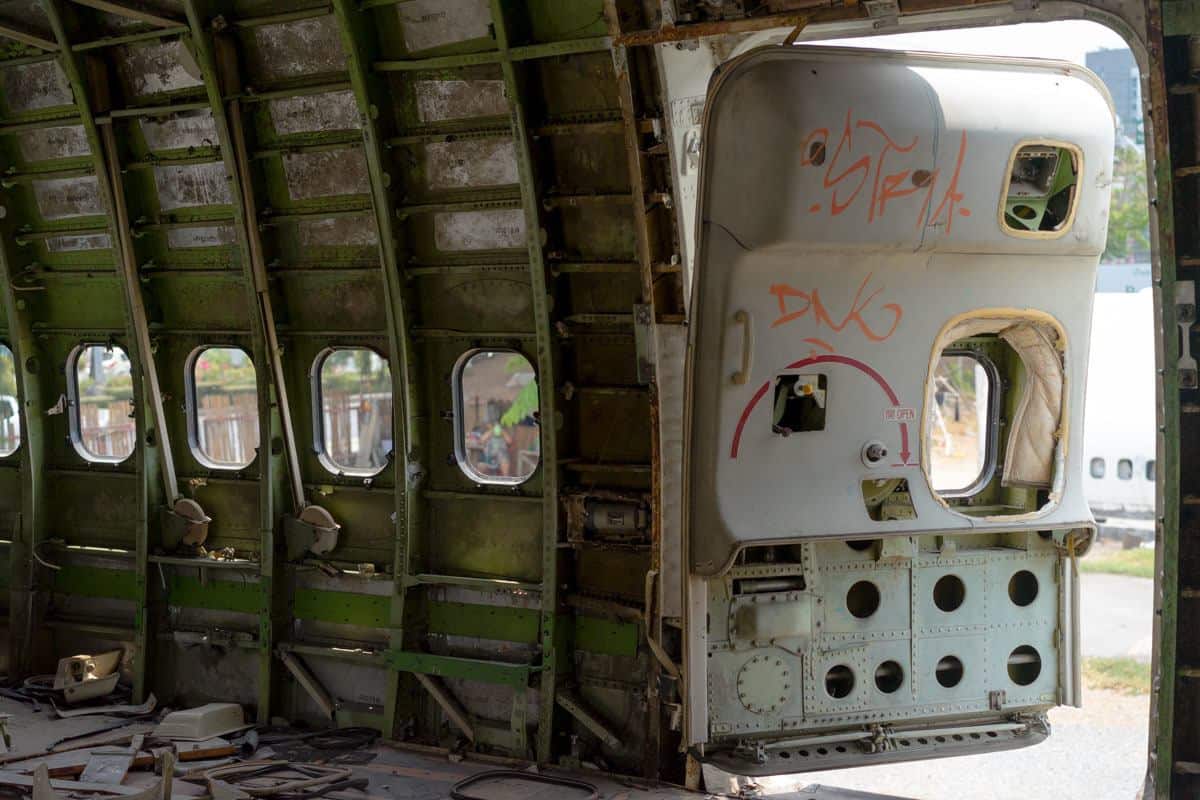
[800,111,971,232]
[802,337,835,352]
[769,273,903,343]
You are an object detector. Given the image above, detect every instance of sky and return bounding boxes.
[822,20,1130,66]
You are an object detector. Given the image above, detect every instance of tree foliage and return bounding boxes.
[1103,142,1150,263]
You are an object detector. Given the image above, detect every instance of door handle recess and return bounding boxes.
[731,310,752,385]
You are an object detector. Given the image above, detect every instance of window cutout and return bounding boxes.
[315,348,392,476]
[71,344,134,463]
[1146,460,1156,481]
[772,373,826,435]
[928,353,992,494]
[1117,458,1133,481]
[1090,457,1105,479]
[188,347,259,469]
[455,350,540,485]
[0,344,18,456]
[1002,144,1079,236]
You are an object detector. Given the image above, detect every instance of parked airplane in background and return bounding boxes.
[1084,269,1156,543]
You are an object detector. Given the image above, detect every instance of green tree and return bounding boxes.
[1103,142,1150,263]
[0,347,15,397]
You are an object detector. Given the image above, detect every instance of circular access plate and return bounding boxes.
[737,654,791,715]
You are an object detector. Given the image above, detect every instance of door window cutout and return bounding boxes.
[772,373,826,436]
[1002,143,1080,236]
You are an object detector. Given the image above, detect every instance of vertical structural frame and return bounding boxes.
[489,0,565,762]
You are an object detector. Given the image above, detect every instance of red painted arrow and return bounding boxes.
[730,353,913,463]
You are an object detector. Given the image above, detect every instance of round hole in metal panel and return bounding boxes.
[816,747,828,756]
[1007,645,1042,685]
[824,664,855,698]
[874,660,904,693]
[846,580,881,618]
[846,539,877,552]
[779,751,790,759]
[1008,570,1039,606]
[933,574,966,612]
[807,141,826,166]
[936,655,964,687]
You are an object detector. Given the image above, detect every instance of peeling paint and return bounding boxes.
[434,209,525,251]
[250,16,347,81]
[166,225,235,248]
[397,0,491,52]
[17,124,89,162]
[45,233,112,252]
[154,163,232,210]
[115,41,203,97]
[140,110,218,152]
[268,90,361,135]
[33,176,103,220]
[425,139,518,190]
[415,80,508,123]
[282,148,370,200]
[2,61,72,112]
[298,214,379,247]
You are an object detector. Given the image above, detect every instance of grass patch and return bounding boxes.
[1083,656,1151,695]
[1079,546,1155,579]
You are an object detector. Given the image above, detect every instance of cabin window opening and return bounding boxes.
[1146,459,1156,481]
[1117,458,1133,480]
[1001,143,1080,237]
[0,344,19,456]
[1089,457,1105,479]
[927,351,996,496]
[187,347,259,470]
[926,316,1065,517]
[314,347,392,476]
[70,344,135,463]
[454,349,540,485]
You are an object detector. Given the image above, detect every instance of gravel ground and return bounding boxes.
[758,685,1149,799]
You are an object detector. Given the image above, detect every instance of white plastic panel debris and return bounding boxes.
[686,47,1114,575]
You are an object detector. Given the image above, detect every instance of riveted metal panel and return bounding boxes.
[1,60,71,112]
[268,91,361,136]
[16,124,87,161]
[140,111,218,152]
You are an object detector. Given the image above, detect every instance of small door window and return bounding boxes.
[1089,457,1106,479]
[188,347,259,469]
[1117,458,1133,481]
[0,344,19,456]
[314,348,392,476]
[454,350,540,485]
[1001,143,1080,237]
[928,353,993,495]
[70,344,135,463]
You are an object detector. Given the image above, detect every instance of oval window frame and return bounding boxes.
[310,345,393,478]
[452,348,540,487]
[185,345,260,471]
[67,342,135,465]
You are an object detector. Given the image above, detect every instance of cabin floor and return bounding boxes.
[0,698,909,800]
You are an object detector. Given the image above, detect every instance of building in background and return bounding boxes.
[1087,47,1143,144]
